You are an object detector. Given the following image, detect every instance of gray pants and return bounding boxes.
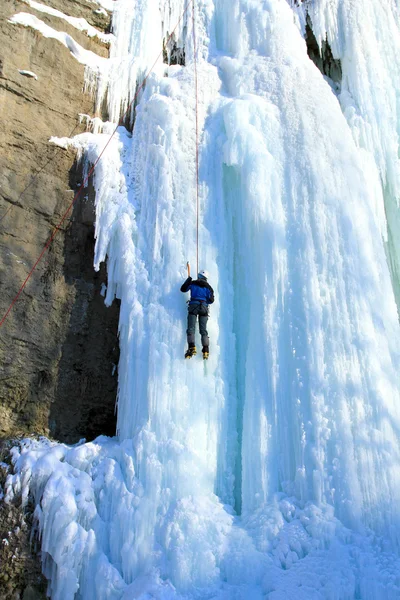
[187,303,209,348]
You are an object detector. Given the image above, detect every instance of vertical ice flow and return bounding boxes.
[6,0,400,597]
[298,0,400,313]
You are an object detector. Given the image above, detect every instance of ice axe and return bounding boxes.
[186,261,191,278]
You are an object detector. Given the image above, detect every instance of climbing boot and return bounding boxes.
[185,345,197,359]
[202,346,209,360]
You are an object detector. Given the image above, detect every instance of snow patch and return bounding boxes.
[91,0,115,12]
[95,8,108,17]
[9,13,108,73]
[18,69,38,79]
[21,0,114,44]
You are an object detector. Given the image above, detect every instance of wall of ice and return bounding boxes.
[6,0,400,598]
[296,0,400,315]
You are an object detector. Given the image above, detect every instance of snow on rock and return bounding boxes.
[9,12,111,109]
[95,8,108,17]
[9,13,108,72]
[18,69,38,79]
[91,0,115,12]
[6,0,400,598]
[21,0,114,44]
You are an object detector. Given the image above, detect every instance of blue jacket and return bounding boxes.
[180,277,214,305]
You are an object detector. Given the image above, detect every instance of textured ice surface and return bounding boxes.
[295,0,400,313]
[7,0,400,598]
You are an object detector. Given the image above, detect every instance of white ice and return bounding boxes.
[18,69,38,79]
[294,0,400,313]
[94,8,108,17]
[6,0,400,598]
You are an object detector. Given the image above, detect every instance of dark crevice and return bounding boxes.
[305,14,342,88]
[104,18,112,35]
[49,159,120,444]
[0,82,37,103]
[163,34,185,66]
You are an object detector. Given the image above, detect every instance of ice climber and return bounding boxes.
[181,262,214,360]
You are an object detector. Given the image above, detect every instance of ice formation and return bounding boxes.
[18,69,38,79]
[6,0,400,598]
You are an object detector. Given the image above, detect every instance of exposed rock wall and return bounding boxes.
[0,1,120,597]
[0,0,119,443]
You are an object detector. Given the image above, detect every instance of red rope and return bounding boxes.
[192,0,200,276]
[0,0,192,329]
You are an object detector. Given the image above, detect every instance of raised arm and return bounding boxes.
[181,277,192,292]
[181,262,192,292]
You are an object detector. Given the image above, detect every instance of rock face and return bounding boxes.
[0,0,119,444]
[0,1,120,596]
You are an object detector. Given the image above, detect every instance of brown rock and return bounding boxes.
[0,0,121,594]
[0,0,119,442]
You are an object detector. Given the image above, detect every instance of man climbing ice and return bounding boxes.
[181,262,214,360]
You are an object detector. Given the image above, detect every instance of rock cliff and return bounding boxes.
[0,2,118,596]
[0,0,119,444]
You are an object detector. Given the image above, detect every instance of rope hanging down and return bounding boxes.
[0,0,193,329]
[192,0,200,276]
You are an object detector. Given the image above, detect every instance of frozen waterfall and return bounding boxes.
[6,0,400,598]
